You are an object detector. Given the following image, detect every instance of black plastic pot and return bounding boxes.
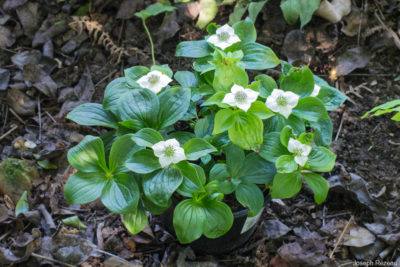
[161,197,270,254]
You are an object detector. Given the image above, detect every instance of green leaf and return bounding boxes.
[133,128,164,147]
[67,136,107,173]
[176,162,205,196]
[280,66,314,97]
[316,85,347,111]
[259,132,289,162]
[126,149,161,174]
[309,118,333,147]
[229,2,248,25]
[195,116,214,138]
[151,64,173,77]
[183,138,217,161]
[270,172,302,199]
[240,42,280,70]
[238,153,276,184]
[228,112,263,150]
[37,159,57,169]
[73,2,91,16]
[292,97,328,122]
[135,3,176,20]
[213,109,235,134]
[175,40,213,58]
[118,89,160,129]
[124,66,150,87]
[280,0,320,28]
[67,103,119,129]
[62,216,87,229]
[298,132,313,146]
[276,155,298,173]
[15,191,29,216]
[109,134,138,174]
[167,131,196,145]
[103,77,132,112]
[225,144,245,178]
[255,74,278,98]
[64,172,107,204]
[174,71,199,88]
[193,56,215,73]
[307,147,336,172]
[143,196,171,215]
[362,99,400,119]
[173,199,205,243]
[101,173,140,214]
[209,163,230,181]
[280,125,293,147]
[202,200,233,238]
[123,202,148,234]
[235,182,264,216]
[202,91,227,107]
[213,61,248,92]
[196,0,218,29]
[248,101,275,120]
[249,0,268,22]
[143,166,183,207]
[158,87,191,129]
[303,173,329,204]
[232,18,257,43]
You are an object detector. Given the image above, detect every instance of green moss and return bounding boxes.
[0,158,38,203]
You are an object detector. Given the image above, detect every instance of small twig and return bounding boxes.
[374,10,400,49]
[96,222,105,250]
[45,111,57,124]
[9,108,25,124]
[357,0,364,46]
[37,96,42,143]
[2,107,8,129]
[95,248,132,263]
[0,124,18,141]
[94,69,118,88]
[38,204,56,230]
[0,229,13,242]
[329,215,354,259]
[31,252,75,267]
[0,47,17,54]
[335,112,345,142]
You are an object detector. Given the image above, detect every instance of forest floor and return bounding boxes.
[0,0,399,266]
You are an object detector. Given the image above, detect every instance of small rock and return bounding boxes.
[0,69,10,90]
[264,220,291,239]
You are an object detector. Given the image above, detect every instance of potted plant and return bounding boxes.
[64,4,346,253]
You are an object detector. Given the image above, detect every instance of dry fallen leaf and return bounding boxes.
[343,226,376,247]
[315,0,351,23]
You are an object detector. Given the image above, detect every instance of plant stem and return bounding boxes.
[142,18,155,65]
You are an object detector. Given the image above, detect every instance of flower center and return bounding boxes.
[276,96,287,106]
[292,148,302,157]
[148,75,159,85]
[234,91,247,104]
[218,32,230,42]
[164,146,175,157]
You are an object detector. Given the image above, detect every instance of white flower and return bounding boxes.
[265,89,300,119]
[152,139,186,168]
[311,84,321,97]
[137,70,172,94]
[222,84,259,112]
[287,138,312,167]
[206,24,241,50]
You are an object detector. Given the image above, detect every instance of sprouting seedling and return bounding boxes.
[135,3,176,65]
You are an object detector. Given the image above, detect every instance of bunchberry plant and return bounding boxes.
[64,3,346,244]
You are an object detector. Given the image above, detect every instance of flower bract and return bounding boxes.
[287,138,312,167]
[265,89,300,118]
[137,70,172,94]
[311,84,321,97]
[207,24,241,50]
[222,84,259,111]
[152,139,186,168]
